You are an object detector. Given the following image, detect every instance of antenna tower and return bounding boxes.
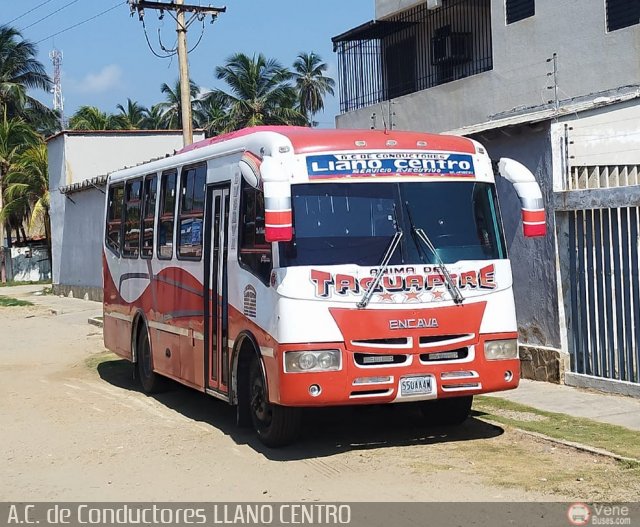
[50,49,64,128]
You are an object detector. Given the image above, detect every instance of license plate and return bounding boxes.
[400,375,434,396]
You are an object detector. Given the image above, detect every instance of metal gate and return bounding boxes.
[567,205,640,384]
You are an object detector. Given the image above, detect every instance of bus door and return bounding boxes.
[204,184,230,394]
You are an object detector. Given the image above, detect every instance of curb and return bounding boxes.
[88,317,103,328]
[479,416,640,464]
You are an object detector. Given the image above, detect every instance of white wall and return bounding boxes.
[48,131,204,293]
[377,0,427,19]
[560,101,640,167]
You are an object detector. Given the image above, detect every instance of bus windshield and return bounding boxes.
[279,181,506,267]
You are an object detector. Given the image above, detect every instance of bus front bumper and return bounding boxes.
[267,334,520,407]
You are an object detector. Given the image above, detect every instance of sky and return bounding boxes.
[3,0,374,127]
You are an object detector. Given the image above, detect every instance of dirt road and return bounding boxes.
[1,297,638,502]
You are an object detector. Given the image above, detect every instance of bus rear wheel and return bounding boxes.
[136,326,168,394]
[420,395,473,426]
[248,356,301,448]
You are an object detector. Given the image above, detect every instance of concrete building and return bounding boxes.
[47,130,205,301]
[333,0,640,395]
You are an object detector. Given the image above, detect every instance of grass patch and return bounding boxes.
[446,430,640,501]
[0,295,33,307]
[85,351,119,371]
[0,279,51,287]
[474,396,640,461]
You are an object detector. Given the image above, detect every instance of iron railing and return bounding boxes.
[333,0,493,113]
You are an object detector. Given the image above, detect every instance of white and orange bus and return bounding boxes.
[103,126,546,447]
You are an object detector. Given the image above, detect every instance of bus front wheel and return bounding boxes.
[420,395,473,426]
[136,326,168,394]
[248,356,301,447]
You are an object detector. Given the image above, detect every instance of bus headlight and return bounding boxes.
[484,339,518,360]
[284,350,341,373]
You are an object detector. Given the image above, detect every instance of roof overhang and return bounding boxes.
[332,20,415,50]
[447,85,640,136]
[59,175,107,195]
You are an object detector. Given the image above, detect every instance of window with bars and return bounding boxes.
[606,0,640,31]
[506,0,535,24]
[332,0,493,114]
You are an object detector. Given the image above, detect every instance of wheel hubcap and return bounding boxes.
[250,374,272,425]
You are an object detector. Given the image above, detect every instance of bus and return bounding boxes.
[103,126,546,447]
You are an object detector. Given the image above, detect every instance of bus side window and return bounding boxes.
[123,178,142,258]
[178,164,206,260]
[158,170,177,260]
[106,184,124,256]
[239,182,272,283]
[141,174,157,259]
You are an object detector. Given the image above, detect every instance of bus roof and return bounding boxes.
[178,126,476,156]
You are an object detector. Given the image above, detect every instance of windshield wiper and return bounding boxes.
[404,201,465,305]
[357,205,403,309]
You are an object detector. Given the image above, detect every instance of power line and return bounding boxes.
[7,0,57,25]
[36,1,127,44]
[129,0,225,146]
[22,0,82,31]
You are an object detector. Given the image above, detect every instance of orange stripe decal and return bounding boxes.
[522,209,545,223]
[265,210,292,226]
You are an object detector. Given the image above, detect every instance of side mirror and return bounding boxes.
[497,158,546,238]
[239,151,261,188]
[240,153,293,243]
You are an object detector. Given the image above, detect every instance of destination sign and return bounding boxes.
[306,152,475,178]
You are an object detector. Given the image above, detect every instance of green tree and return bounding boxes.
[0,114,39,260]
[292,52,335,126]
[115,98,148,130]
[194,90,231,137]
[68,106,121,130]
[215,52,305,131]
[0,25,54,127]
[142,103,168,130]
[1,142,50,262]
[157,79,200,129]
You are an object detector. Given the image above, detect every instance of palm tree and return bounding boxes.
[292,52,335,126]
[1,142,50,262]
[157,79,200,129]
[142,103,168,130]
[25,106,62,137]
[68,106,121,130]
[194,90,231,137]
[115,98,148,130]
[0,114,39,272]
[0,25,54,125]
[215,52,306,131]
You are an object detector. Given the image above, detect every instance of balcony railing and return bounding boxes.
[332,0,493,113]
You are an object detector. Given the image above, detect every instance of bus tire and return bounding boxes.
[420,395,473,426]
[249,356,301,447]
[136,326,168,394]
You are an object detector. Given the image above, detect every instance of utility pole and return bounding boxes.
[176,0,192,146]
[129,0,226,146]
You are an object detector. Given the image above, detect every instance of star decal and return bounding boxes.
[378,292,395,302]
[404,292,421,302]
[431,290,446,301]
